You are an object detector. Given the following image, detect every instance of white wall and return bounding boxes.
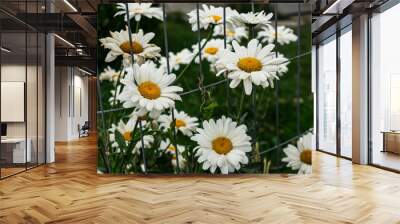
[1,63,46,164]
[1,65,38,137]
[54,67,89,141]
[1,65,27,140]
[55,66,68,141]
[71,73,89,138]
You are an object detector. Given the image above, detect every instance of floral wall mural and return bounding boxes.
[97,3,313,175]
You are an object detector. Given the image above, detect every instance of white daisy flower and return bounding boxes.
[282,133,313,174]
[188,4,224,31]
[172,154,186,169]
[191,116,252,174]
[131,107,161,121]
[274,53,289,76]
[132,135,154,154]
[117,61,183,117]
[128,109,148,121]
[99,28,161,66]
[160,48,194,72]
[258,26,298,45]
[114,3,163,22]
[158,109,199,137]
[160,139,186,169]
[261,53,289,87]
[213,23,248,42]
[160,139,185,155]
[108,118,154,154]
[99,66,123,85]
[108,85,122,106]
[192,39,227,63]
[216,39,287,95]
[230,11,273,27]
[108,119,139,148]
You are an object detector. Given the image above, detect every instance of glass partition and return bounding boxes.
[27,30,38,169]
[0,30,28,177]
[0,1,46,179]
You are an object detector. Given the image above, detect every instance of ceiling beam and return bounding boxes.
[66,13,97,47]
[55,55,96,71]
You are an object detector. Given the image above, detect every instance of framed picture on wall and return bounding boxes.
[96,2,313,175]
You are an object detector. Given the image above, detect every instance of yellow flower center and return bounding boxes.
[211,15,222,23]
[227,30,235,37]
[237,57,263,73]
[167,145,176,153]
[138,81,161,100]
[175,119,186,128]
[120,41,144,54]
[123,131,132,141]
[204,47,219,55]
[212,137,233,155]
[300,149,312,165]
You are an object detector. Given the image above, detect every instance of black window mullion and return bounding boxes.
[0,17,2,179]
[336,26,341,157]
[367,11,373,165]
[25,0,28,171]
[316,44,320,151]
[36,0,39,167]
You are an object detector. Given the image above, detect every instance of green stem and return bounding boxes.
[119,120,139,172]
[190,146,195,173]
[249,24,255,40]
[135,20,140,33]
[174,26,215,83]
[236,89,245,122]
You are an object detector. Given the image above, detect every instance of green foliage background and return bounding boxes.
[97,3,313,174]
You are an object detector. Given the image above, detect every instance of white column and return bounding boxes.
[352,14,369,164]
[46,32,55,163]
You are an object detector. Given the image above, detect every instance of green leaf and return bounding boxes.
[114,131,126,150]
[202,100,219,119]
[240,162,262,174]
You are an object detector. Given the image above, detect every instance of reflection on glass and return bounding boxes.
[318,36,337,154]
[0,0,47,178]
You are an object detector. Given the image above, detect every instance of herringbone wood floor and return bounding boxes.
[1,136,400,224]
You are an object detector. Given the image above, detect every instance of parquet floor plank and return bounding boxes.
[0,136,399,223]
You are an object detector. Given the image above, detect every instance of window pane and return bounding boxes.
[371,4,400,171]
[318,36,337,154]
[340,28,352,158]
